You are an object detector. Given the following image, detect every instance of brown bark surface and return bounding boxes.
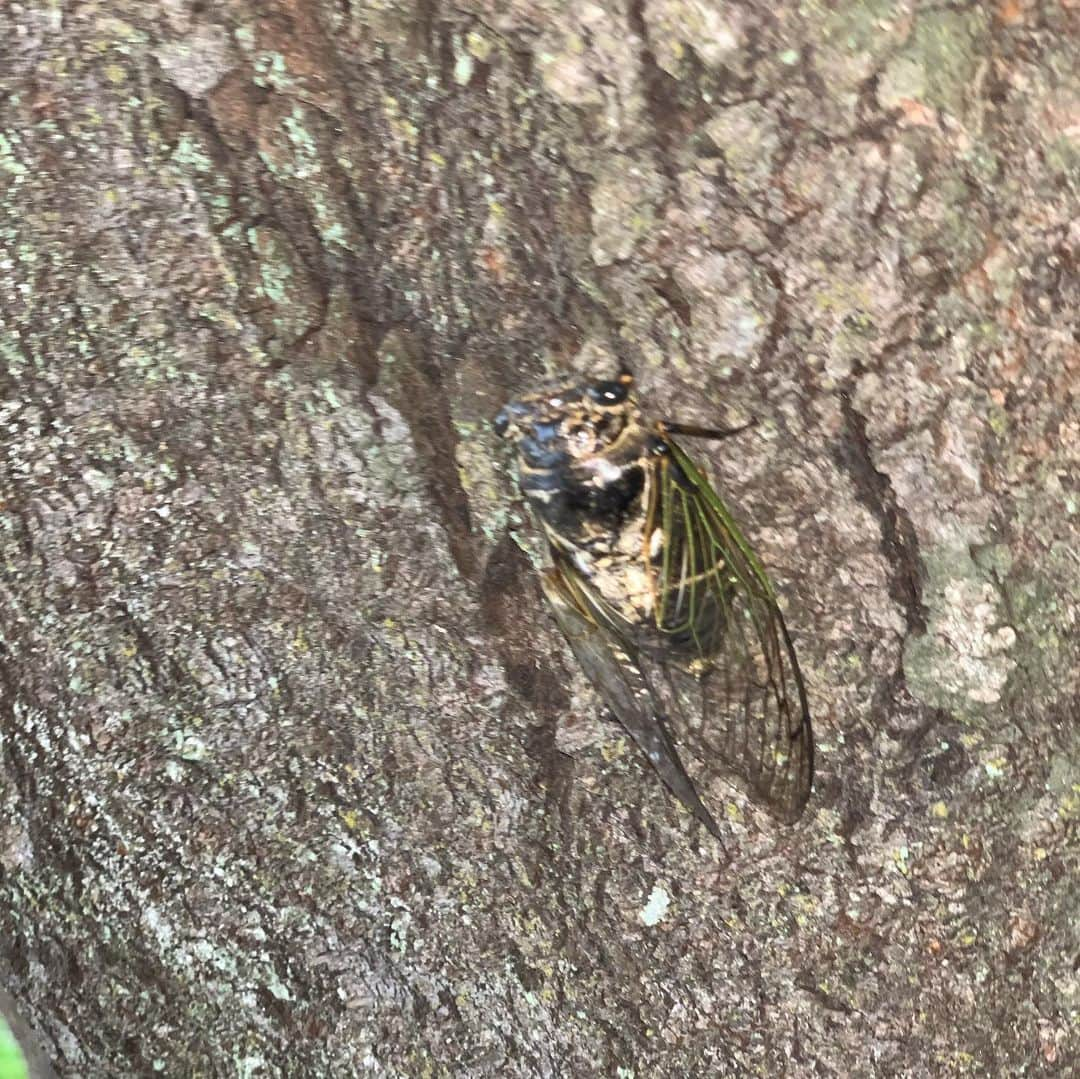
[1,2,1077,1075]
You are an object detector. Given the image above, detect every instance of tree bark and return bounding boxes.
[1,1,1077,1075]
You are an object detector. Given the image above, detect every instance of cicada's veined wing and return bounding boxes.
[652,439,814,822]
[496,369,813,830]
[540,560,723,838]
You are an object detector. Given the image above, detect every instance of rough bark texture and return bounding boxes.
[1,1,1078,1076]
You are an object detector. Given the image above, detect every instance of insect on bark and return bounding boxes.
[494,371,813,837]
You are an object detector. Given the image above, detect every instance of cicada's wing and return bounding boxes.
[540,560,722,838]
[655,441,814,823]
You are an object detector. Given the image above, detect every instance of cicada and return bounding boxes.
[494,371,812,837]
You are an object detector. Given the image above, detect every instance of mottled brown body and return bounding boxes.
[496,373,813,836]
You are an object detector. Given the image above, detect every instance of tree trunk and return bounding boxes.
[2,1,1077,1074]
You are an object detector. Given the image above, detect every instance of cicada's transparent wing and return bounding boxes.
[654,441,814,823]
[541,560,722,838]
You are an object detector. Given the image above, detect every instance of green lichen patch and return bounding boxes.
[589,156,664,266]
[998,545,1080,718]
[704,102,779,195]
[879,10,988,121]
[244,225,322,350]
[903,544,1017,717]
[812,0,906,89]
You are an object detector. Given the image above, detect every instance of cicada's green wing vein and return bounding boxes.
[657,438,814,822]
[667,440,777,598]
[540,560,723,839]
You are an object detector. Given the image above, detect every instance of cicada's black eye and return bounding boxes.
[586,379,629,405]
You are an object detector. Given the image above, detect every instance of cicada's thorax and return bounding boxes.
[528,458,727,661]
[528,442,664,629]
[518,426,690,639]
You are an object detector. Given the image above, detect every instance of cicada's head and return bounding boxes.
[493,371,645,469]
[495,370,661,541]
